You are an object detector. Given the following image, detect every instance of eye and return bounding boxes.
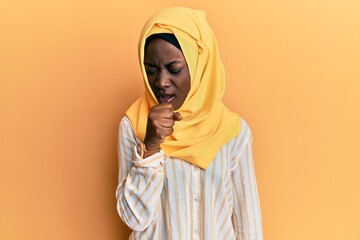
[145,68,158,75]
[169,68,182,74]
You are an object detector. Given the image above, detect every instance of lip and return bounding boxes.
[157,93,175,103]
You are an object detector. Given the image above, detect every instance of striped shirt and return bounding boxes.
[116,116,263,240]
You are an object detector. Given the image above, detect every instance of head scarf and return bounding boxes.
[145,33,182,51]
[126,6,241,169]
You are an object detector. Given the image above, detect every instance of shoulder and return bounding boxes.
[118,116,137,142]
[228,117,253,160]
[232,117,252,143]
[239,117,252,141]
[119,116,133,129]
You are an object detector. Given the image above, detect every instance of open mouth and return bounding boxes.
[157,94,175,103]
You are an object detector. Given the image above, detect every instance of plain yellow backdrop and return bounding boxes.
[1,0,359,239]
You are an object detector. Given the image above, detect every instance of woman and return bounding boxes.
[116,6,263,240]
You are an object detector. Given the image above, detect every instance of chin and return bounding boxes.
[172,103,180,110]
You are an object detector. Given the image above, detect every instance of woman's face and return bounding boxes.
[144,38,190,111]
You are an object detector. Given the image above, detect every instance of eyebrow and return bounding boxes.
[144,60,182,67]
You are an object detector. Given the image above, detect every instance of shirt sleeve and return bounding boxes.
[115,117,167,231]
[230,123,263,240]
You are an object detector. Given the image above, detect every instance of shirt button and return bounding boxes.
[194,197,198,202]
[194,166,198,171]
[194,229,198,234]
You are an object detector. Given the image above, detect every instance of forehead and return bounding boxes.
[144,38,186,63]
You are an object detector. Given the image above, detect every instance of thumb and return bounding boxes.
[173,112,183,121]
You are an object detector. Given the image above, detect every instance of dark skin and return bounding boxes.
[143,38,191,157]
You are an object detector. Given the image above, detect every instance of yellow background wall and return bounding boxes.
[1,0,359,239]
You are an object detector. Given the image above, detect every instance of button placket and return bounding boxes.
[191,164,200,240]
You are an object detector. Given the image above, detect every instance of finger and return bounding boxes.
[155,102,173,109]
[162,128,174,138]
[150,108,174,119]
[159,119,175,128]
[173,112,183,121]
[159,110,174,119]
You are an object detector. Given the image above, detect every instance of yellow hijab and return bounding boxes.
[126,6,241,169]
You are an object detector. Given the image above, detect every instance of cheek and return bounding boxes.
[146,81,157,96]
[177,83,190,101]
[182,76,191,96]
[147,77,155,89]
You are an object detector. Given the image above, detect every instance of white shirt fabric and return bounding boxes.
[116,116,263,240]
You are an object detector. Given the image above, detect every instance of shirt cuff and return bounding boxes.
[132,144,167,168]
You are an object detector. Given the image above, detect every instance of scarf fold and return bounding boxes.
[126,6,241,169]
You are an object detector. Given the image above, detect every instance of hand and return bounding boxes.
[144,103,182,155]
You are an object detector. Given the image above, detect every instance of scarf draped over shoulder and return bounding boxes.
[126,6,241,169]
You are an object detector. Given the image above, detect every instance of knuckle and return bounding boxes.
[148,113,156,120]
[165,109,173,117]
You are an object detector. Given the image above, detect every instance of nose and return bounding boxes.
[154,71,170,89]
